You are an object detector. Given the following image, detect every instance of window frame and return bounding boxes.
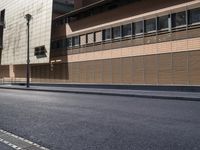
[112,26,121,39]
[67,37,73,48]
[122,23,132,37]
[94,31,103,43]
[188,7,200,26]
[134,21,144,36]
[145,18,157,34]
[72,36,80,47]
[103,28,112,41]
[157,15,171,31]
[86,32,94,44]
[80,34,86,46]
[172,11,187,28]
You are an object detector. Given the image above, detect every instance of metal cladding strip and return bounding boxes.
[0,129,49,150]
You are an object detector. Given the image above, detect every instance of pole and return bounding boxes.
[26,20,30,88]
[25,14,31,88]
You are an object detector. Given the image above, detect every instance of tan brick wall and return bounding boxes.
[29,50,200,85]
[0,65,9,78]
[67,37,200,63]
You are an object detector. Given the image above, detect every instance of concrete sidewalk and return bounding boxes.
[0,84,200,101]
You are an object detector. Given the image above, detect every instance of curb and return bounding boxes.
[0,86,200,102]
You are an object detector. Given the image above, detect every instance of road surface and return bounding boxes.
[0,89,199,150]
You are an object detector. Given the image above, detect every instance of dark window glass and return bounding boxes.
[55,40,63,49]
[0,10,5,23]
[112,26,121,39]
[103,29,111,41]
[51,41,57,49]
[189,7,200,24]
[158,15,170,30]
[145,18,156,33]
[122,24,132,37]
[134,21,143,35]
[172,11,186,27]
[0,10,5,48]
[63,39,68,47]
[67,38,72,47]
[56,41,60,49]
[34,46,46,57]
[73,36,80,46]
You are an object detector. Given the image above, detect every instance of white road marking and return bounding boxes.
[0,129,49,150]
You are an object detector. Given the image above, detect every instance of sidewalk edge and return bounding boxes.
[0,86,200,101]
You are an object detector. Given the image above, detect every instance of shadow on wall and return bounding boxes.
[50,14,69,80]
[69,0,193,32]
[31,63,69,82]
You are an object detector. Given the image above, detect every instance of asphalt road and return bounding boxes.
[0,89,200,150]
[0,143,13,150]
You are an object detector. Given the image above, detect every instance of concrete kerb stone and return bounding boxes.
[0,86,200,102]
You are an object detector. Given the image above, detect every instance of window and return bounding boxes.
[134,21,143,35]
[34,46,46,57]
[122,24,132,37]
[103,28,111,41]
[0,25,3,47]
[58,40,63,49]
[145,18,156,33]
[95,31,102,43]
[63,39,67,48]
[52,40,63,49]
[189,7,200,25]
[87,33,94,44]
[172,11,186,27]
[73,36,80,46]
[80,35,86,46]
[0,10,5,24]
[158,15,170,30]
[0,10,5,48]
[112,26,121,39]
[67,37,72,47]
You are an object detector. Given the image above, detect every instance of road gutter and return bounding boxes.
[0,86,200,101]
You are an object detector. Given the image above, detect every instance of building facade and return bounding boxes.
[1,0,200,86]
[0,0,73,82]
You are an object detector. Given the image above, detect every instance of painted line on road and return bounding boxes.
[0,129,49,150]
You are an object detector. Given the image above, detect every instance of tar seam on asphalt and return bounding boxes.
[0,129,49,150]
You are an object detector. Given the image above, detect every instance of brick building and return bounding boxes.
[1,0,200,86]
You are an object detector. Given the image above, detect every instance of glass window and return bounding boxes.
[103,28,111,41]
[112,26,121,39]
[63,39,67,48]
[158,15,170,30]
[67,37,72,47]
[73,36,79,46]
[145,18,156,33]
[0,10,5,23]
[189,7,200,25]
[134,21,143,35]
[172,11,186,27]
[122,24,132,37]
